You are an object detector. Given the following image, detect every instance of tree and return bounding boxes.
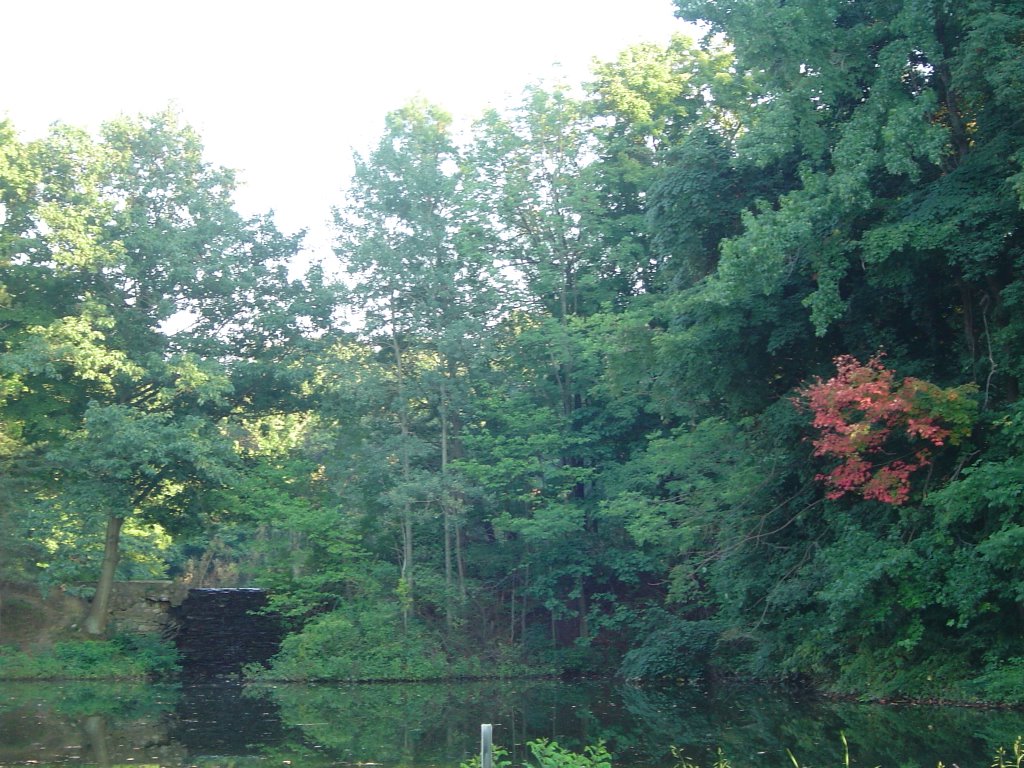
[672,0,1024,384]
[334,100,503,628]
[587,34,754,290]
[50,405,235,633]
[2,111,331,634]
[0,120,46,582]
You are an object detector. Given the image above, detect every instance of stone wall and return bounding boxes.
[0,580,188,645]
[105,580,189,636]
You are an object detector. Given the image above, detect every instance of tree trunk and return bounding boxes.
[290,530,305,579]
[578,574,589,641]
[84,515,124,636]
[522,565,528,641]
[447,393,468,604]
[444,509,453,630]
[456,525,467,601]
[510,583,516,643]
[391,330,414,628]
[401,510,413,632]
[193,546,214,588]
[441,383,453,630]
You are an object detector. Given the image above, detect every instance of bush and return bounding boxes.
[618,615,721,680]
[0,635,179,680]
[528,740,612,768]
[670,735,1024,768]
[111,632,180,679]
[963,657,1024,705]
[257,602,450,681]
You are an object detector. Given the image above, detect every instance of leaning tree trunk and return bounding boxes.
[83,515,124,636]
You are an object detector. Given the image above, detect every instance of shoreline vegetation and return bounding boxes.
[0,634,179,681]
[3,0,1024,721]
[2,631,1024,713]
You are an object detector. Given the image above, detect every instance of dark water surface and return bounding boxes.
[1,679,1021,768]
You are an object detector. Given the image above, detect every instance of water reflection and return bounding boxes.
[172,681,287,754]
[0,682,183,766]
[0,679,1021,767]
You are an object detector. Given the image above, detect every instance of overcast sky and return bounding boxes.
[3,0,693,265]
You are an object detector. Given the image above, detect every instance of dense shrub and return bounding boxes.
[0,634,179,679]
[619,615,722,680]
[258,603,450,681]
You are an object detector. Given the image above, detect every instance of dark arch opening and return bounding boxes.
[170,588,283,677]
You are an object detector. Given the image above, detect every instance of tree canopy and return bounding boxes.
[3,0,1023,701]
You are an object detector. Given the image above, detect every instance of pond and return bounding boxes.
[1,678,1021,768]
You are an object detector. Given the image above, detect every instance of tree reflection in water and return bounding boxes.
[1,680,1022,767]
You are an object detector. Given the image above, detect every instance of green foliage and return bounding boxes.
[257,599,547,682]
[528,740,612,768]
[460,745,513,768]
[992,737,1024,768]
[619,614,721,681]
[4,0,1024,702]
[0,634,179,680]
[960,658,1024,707]
[256,603,450,681]
[671,745,732,768]
[111,632,181,679]
[668,736,1024,768]
[462,739,613,768]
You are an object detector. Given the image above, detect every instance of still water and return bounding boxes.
[1,679,1021,768]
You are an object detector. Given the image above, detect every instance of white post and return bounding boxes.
[481,723,493,768]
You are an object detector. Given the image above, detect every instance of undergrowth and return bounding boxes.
[0,634,179,679]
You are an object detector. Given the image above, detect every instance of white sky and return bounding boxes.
[2,0,692,267]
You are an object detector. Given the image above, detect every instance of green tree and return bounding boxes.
[0,120,46,582]
[334,100,504,629]
[587,34,754,290]
[1,111,331,634]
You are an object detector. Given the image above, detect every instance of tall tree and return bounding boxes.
[2,111,331,634]
[0,120,47,582]
[334,100,502,628]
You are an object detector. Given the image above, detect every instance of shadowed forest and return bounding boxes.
[2,0,1023,702]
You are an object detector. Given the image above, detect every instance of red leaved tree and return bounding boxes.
[798,356,976,505]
